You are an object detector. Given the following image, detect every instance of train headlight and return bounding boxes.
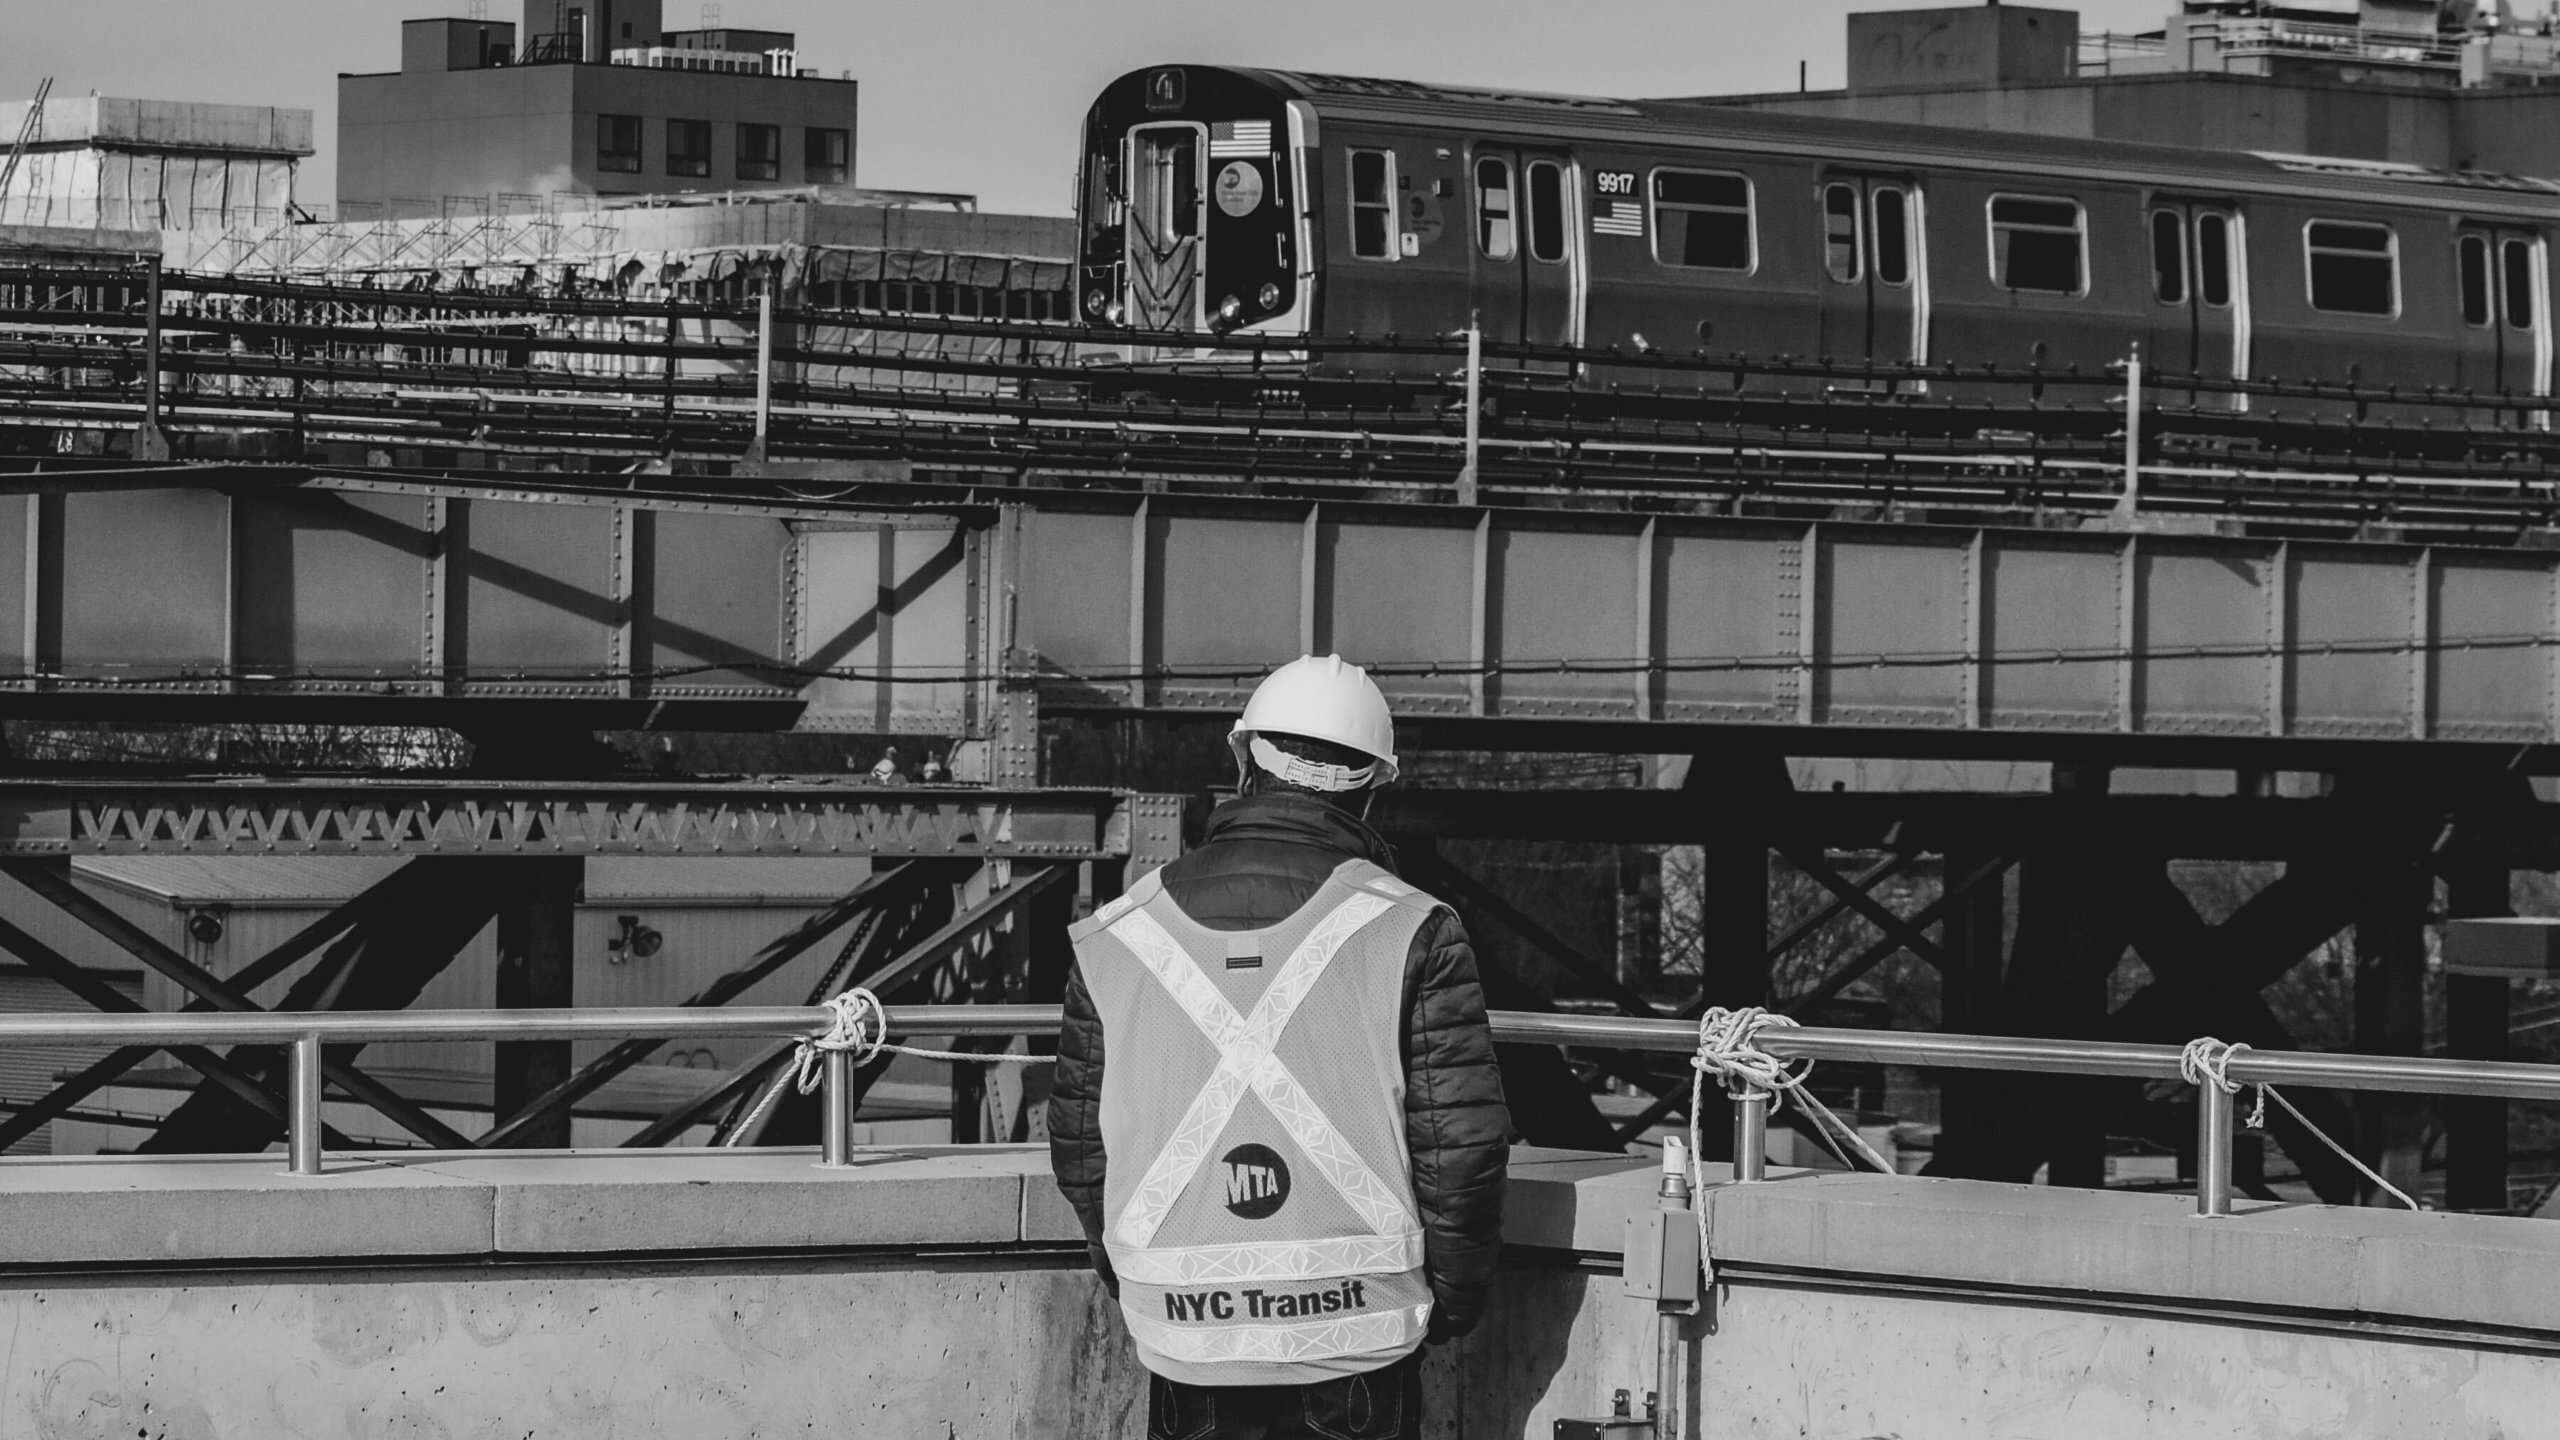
[1104,301,1125,325]
[1217,295,1242,323]
[1257,282,1282,310]
[1084,287,1107,317]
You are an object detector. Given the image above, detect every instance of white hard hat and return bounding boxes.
[1228,654,1400,790]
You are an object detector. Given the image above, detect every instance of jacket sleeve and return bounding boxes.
[1401,907,1510,1341]
[1046,958,1117,1295]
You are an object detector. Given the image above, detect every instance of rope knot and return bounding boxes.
[1691,1005,1811,1111]
[2178,1036,2249,1096]
[791,987,889,1094]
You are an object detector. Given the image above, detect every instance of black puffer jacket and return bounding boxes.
[1047,792,1511,1341]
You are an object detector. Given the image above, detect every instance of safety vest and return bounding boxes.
[1068,857,1443,1387]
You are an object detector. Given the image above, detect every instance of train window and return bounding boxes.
[1651,169,1752,271]
[2305,221,2396,316]
[2150,211,2186,305]
[2503,238,2536,330]
[1475,157,1516,260]
[1526,160,1567,264]
[2197,213,2233,307]
[1872,188,1910,286]
[2461,236,2492,326]
[1989,195,2084,295]
[1823,185,1861,283]
[1351,149,1395,260]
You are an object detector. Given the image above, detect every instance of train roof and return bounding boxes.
[1207,67,2560,218]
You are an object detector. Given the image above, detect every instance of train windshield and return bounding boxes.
[1081,69,1301,343]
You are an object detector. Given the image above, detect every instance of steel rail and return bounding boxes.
[6,1005,2557,1215]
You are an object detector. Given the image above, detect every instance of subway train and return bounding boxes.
[1074,64,2560,402]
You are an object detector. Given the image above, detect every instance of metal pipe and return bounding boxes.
[0,1007,2557,1104]
[1731,1091,1769,1183]
[288,1033,323,1177]
[2195,1080,2235,1219]
[753,281,774,444]
[819,1048,854,1168]
[2119,340,2142,521]
[1457,318,1481,506]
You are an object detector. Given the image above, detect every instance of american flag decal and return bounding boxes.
[1592,200,1644,237]
[1209,120,1273,158]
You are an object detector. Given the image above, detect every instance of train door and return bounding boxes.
[1469,148,1579,351]
[1123,123,1205,332]
[2453,223,2549,421]
[1816,172,1925,380]
[2145,202,2246,405]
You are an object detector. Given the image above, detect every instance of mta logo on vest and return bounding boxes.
[1221,1143,1290,1219]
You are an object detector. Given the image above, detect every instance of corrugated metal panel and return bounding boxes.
[0,969,141,1155]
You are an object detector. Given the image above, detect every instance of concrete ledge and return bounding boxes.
[8,1145,2558,1341]
[0,1153,494,1266]
[418,1146,1039,1253]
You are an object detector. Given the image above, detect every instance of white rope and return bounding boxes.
[2180,1036,2420,1212]
[1686,1007,1897,1199]
[727,988,1053,1144]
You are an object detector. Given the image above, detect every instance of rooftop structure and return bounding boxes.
[1711,1,2560,176]
[339,4,856,215]
[0,95,312,232]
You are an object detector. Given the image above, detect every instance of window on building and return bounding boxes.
[2462,234,2493,326]
[806,127,849,185]
[1822,184,1861,283]
[1525,159,1565,263]
[667,118,712,178]
[1351,149,1395,260]
[2305,220,2396,316]
[1872,187,1911,285]
[1650,169,1752,271]
[2198,213,2233,307]
[1475,156,1515,260]
[736,123,780,182]
[2504,237,2536,329]
[2151,210,2187,305]
[1989,195,2085,294]
[597,113,642,174]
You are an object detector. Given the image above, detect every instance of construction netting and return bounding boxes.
[0,149,297,232]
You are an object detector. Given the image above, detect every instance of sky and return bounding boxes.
[2,0,2179,216]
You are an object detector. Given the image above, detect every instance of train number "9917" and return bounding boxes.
[1594,171,1638,196]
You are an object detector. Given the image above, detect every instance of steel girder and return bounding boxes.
[1,465,2560,767]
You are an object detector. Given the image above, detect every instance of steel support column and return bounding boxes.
[2353,859,2433,1207]
[494,859,582,1148]
[2444,843,2514,1211]
[2004,766,2123,1188]
[1932,847,2009,1181]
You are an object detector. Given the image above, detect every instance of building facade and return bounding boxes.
[338,5,855,215]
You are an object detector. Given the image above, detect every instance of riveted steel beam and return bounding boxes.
[0,782,1172,860]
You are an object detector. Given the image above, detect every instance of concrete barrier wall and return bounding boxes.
[2,1146,2555,1438]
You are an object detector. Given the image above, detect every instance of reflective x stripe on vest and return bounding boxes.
[1105,891,1419,1259]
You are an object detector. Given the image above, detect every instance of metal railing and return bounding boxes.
[4,1005,2558,1216]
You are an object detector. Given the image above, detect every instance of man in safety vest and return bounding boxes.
[1048,654,1510,1440]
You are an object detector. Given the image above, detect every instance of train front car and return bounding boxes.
[1078,67,1308,359]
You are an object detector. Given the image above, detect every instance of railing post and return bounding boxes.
[746,277,774,465]
[818,1047,854,1167]
[137,255,170,462]
[2195,1076,2235,1218]
[1730,1089,1769,1182]
[2117,340,2142,523]
[1457,315,1482,506]
[288,1032,324,1177]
